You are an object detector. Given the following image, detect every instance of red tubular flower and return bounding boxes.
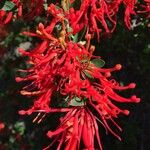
[45,108,103,150]
[0,0,45,24]
[67,0,114,40]
[11,0,22,17]
[21,0,44,20]
[0,0,22,24]
[123,0,137,29]
[138,0,150,18]
[67,0,138,39]
[0,10,13,25]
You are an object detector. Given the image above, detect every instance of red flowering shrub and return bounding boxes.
[0,0,149,149]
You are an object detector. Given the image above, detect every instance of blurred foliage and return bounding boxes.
[0,7,149,150]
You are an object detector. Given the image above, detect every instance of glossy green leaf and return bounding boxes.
[2,1,15,11]
[84,71,94,79]
[91,58,105,68]
[72,33,78,42]
[14,121,25,135]
[70,97,85,106]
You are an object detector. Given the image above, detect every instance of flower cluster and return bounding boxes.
[10,0,144,149]
[67,0,138,40]
[0,0,44,25]
[45,108,103,150]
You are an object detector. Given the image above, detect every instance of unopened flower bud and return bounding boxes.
[115,64,122,70]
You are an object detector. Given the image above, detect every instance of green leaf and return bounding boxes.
[72,33,78,42]
[70,97,85,106]
[2,1,15,11]
[0,0,6,9]
[91,58,105,68]
[2,32,14,47]
[84,71,94,79]
[43,3,48,10]
[14,121,25,135]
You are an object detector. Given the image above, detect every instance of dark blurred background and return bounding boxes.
[0,16,149,150]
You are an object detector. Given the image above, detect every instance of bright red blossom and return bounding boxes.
[45,108,103,150]
[0,0,22,25]
[0,0,45,25]
[67,0,138,40]
[17,16,140,149]
[14,1,142,150]
[0,10,13,25]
